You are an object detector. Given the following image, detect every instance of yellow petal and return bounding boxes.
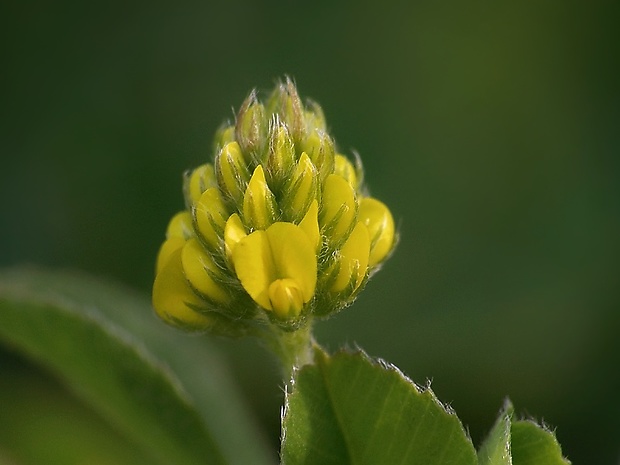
[184,163,216,206]
[358,197,395,266]
[224,213,247,261]
[166,211,193,240]
[268,278,304,318]
[233,222,317,314]
[331,222,370,292]
[320,174,357,245]
[334,154,358,190]
[194,187,228,249]
[181,238,230,304]
[155,237,186,275]
[298,199,320,251]
[265,222,317,304]
[232,230,275,310]
[243,165,276,230]
[152,248,212,330]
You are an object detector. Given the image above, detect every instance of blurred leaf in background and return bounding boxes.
[1,1,619,463]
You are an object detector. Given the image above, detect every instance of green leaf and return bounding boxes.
[0,348,156,465]
[0,267,274,465]
[511,420,571,465]
[477,400,513,465]
[477,400,571,465]
[281,348,477,465]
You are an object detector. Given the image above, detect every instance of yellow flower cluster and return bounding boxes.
[153,79,395,334]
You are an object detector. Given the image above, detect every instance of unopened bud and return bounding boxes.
[320,174,357,247]
[181,238,230,305]
[358,197,395,267]
[183,163,217,207]
[300,129,335,182]
[235,91,267,157]
[267,123,296,183]
[243,165,277,231]
[217,141,250,205]
[330,222,370,294]
[282,152,318,222]
[193,187,228,250]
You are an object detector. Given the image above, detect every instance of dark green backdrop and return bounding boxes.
[2,1,619,463]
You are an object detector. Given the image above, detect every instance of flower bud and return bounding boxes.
[235,91,267,158]
[320,174,357,247]
[304,100,326,133]
[358,197,395,267]
[183,163,217,208]
[217,141,250,205]
[334,154,359,191]
[181,238,230,305]
[267,78,305,144]
[281,152,318,222]
[166,211,193,240]
[243,165,277,231]
[193,187,228,250]
[155,237,186,275]
[213,124,236,152]
[300,129,335,183]
[267,123,296,184]
[153,248,213,331]
[330,222,370,294]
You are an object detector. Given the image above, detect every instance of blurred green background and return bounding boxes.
[2,1,619,463]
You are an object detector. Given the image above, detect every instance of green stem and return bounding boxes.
[266,322,316,381]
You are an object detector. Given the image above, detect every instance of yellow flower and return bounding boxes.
[232,222,317,319]
[152,78,395,335]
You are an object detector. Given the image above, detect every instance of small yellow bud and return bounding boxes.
[267,78,305,144]
[153,248,212,331]
[320,174,357,246]
[300,129,335,182]
[213,125,236,152]
[155,237,186,275]
[166,211,193,240]
[358,197,395,267]
[282,152,318,221]
[267,123,296,180]
[243,165,277,231]
[334,154,358,190]
[304,100,326,133]
[194,187,228,250]
[184,163,217,207]
[181,238,230,304]
[217,141,250,204]
[331,222,370,293]
[236,91,267,156]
